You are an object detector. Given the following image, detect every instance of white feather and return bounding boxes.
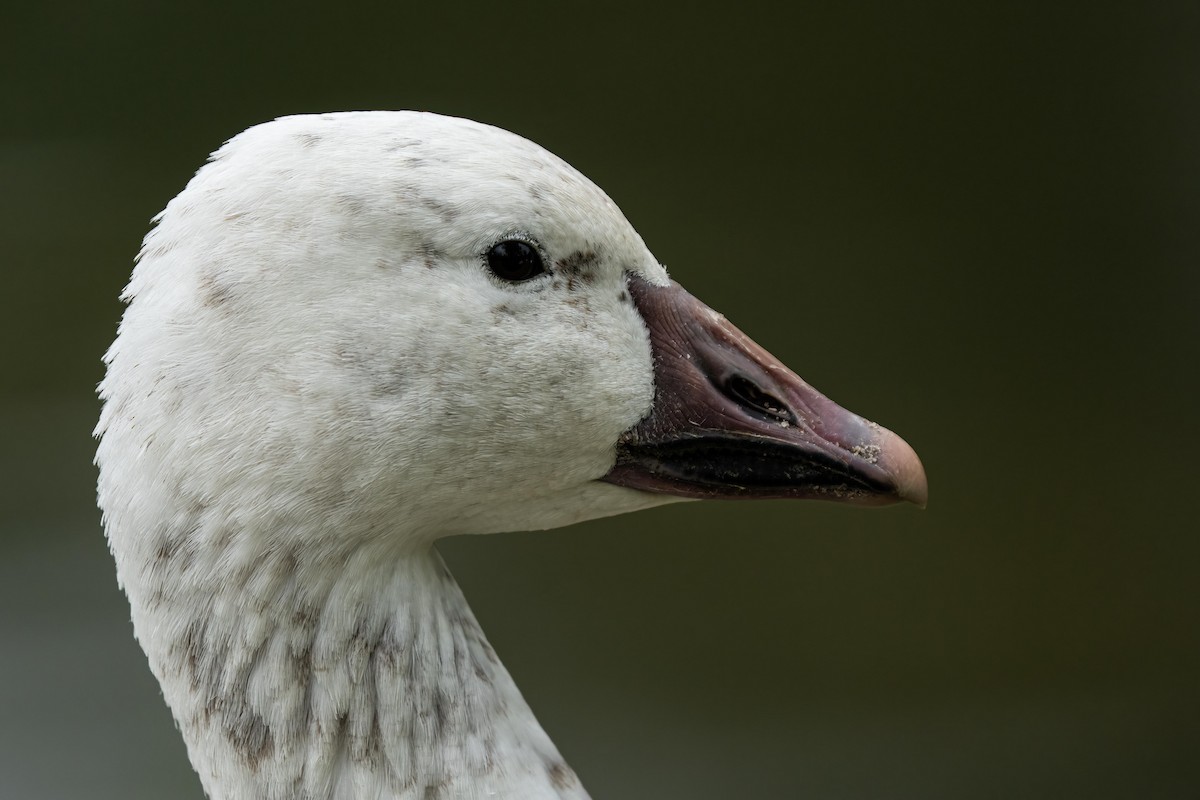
[96,111,680,799]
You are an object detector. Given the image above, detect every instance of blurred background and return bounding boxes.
[2,2,1197,798]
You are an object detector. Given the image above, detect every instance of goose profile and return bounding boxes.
[95,111,927,800]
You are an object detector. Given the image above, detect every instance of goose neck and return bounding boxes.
[147,544,587,800]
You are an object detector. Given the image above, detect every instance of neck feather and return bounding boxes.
[129,542,587,800]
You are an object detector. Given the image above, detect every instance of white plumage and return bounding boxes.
[96,111,925,799]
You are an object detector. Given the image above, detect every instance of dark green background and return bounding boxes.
[3,2,1197,798]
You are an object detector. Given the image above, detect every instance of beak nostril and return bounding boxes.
[722,375,797,426]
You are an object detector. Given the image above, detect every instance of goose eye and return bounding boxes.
[486,240,545,282]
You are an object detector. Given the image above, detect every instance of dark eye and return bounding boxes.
[486,239,546,282]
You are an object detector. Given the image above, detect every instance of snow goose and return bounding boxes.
[95,111,927,800]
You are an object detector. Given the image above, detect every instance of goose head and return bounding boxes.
[95,111,926,799]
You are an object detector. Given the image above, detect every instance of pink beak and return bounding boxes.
[602,275,928,508]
